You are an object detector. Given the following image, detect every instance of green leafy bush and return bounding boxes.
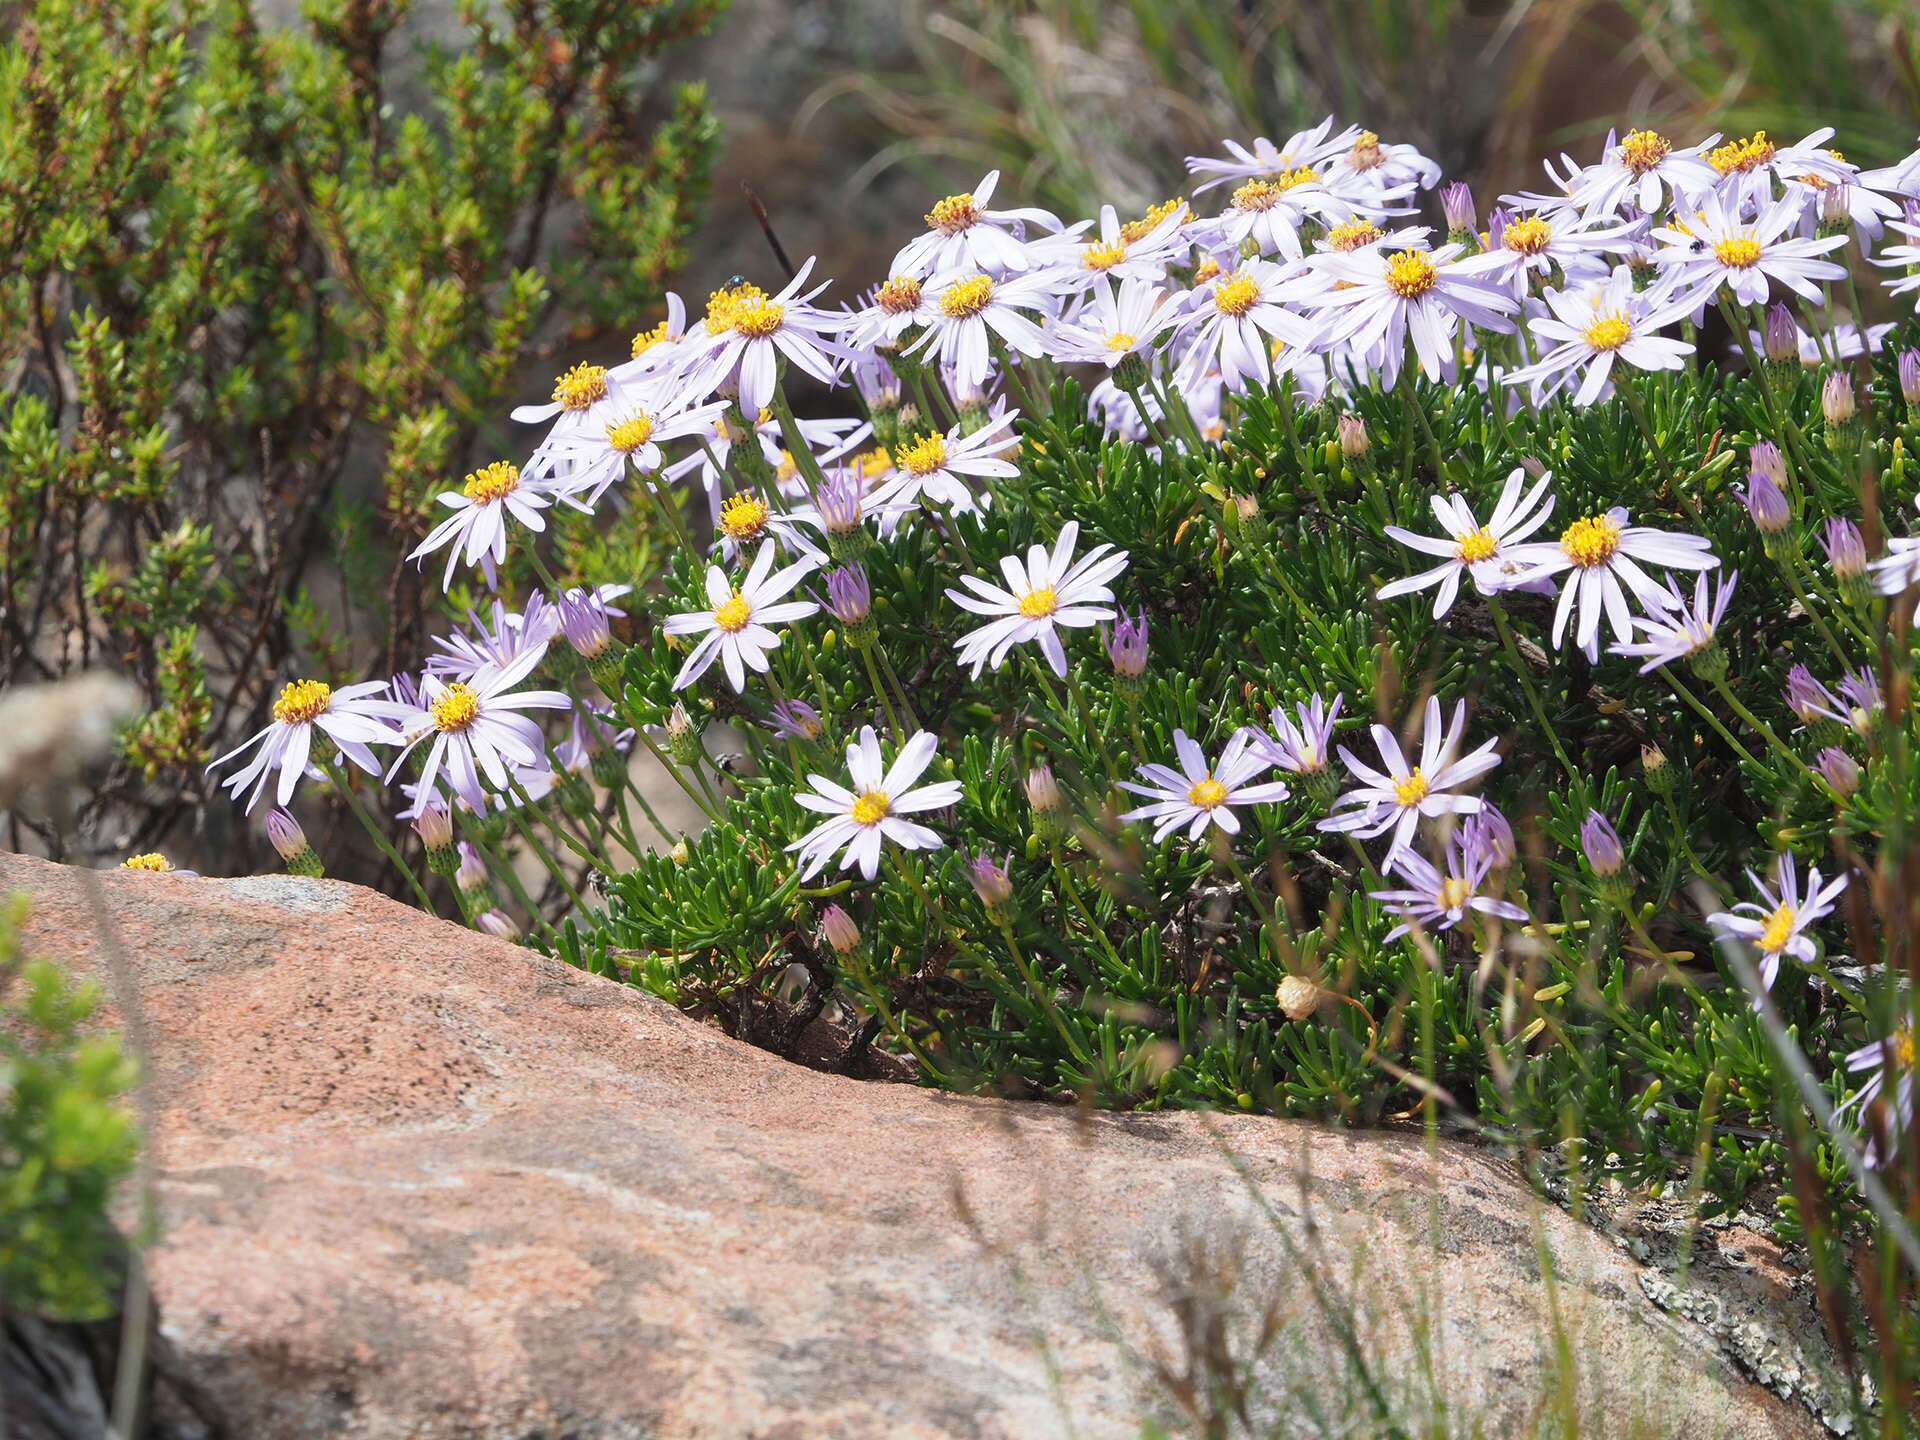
[0,892,137,1321]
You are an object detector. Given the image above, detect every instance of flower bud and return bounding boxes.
[415,799,454,853]
[1816,746,1861,799]
[455,840,490,895]
[820,903,861,955]
[1440,182,1477,244]
[558,588,614,660]
[1740,470,1790,535]
[669,838,691,865]
[1580,809,1625,879]
[812,471,872,563]
[1822,517,1867,579]
[1819,179,1851,230]
[1462,807,1516,870]
[1900,349,1920,406]
[1338,414,1370,459]
[1113,350,1149,393]
[475,909,521,942]
[966,852,1015,919]
[1763,303,1798,365]
[1277,974,1323,1021]
[664,699,704,768]
[1025,763,1065,845]
[1102,608,1149,686]
[1748,441,1787,488]
[768,698,824,741]
[266,807,324,878]
[1641,743,1679,797]
[823,563,873,642]
[1822,371,1856,428]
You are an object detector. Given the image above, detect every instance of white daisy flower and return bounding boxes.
[1652,191,1848,310]
[409,460,563,591]
[907,268,1057,395]
[1118,728,1292,842]
[1322,128,1441,196]
[1318,696,1500,865]
[1298,240,1517,385]
[1610,570,1737,673]
[1043,199,1190,288]
[682,256,846,416]
[788,726,963,880]
[1871,499,1920,616]
[1870,218,1920,304]
[1044,274,1181,369]
[842,272,938,353]
[1564,128,1721,219]
[1838,1022,1915,1169]
[1172,259,1315,393]
[1707,853,1849,1004]
[1509,266,1696,406]
[946,520,1130,678]
[892,170,1065,277]
[528,392,730,508]
[1376,466,1556,617]
[1500,505,1720,662]
[386,648,572,812]
[663,542,820,693]
[865,408,1020,517]
[1474,207,1630,299]
[1706,127,1853,207]
[1184,119,1360,194]
[1370,843,1527,942]
[208,679,409,812]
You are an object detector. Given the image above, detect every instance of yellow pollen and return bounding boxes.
[1104,330,1137,353]
[631,318,671,359]
[1502,216,1553,255]
[713,592,753,633]
[720,492,770,540]
[1326,218,1383,251]
[1714,235,1762,268]
[1456,527,1498,563]
[1083,239,1128,270]
[605,412,657,453]
[1214,272,1260,316]
[1191,257,1222,283]
[940,274,995,318]
[1392,771,1429,807]
[1232,180,1283,213]
[775,450,799,485]
[876,275,922,313]
[895,431,948,477]
[1018,586,1059,619]
[1187,776,1229,809]
[462,461,520,503]
[272,678,333,724]
[1438,876,1473,910]
[704,281,768,335]
[1584,314,1632,351]
[1892,1025,1915,1070]
[732,301,785,339]
[1560,513,1622,568]
[850,788,891,825]
[1758,903,1797,954]
[855,447,893,480]
[431,681,481,733]
[1120,198,1183,244]
[122,853,173,871]
[1619,129,1671,175]
[926,192,980,234]
[552,363,608,411]
[1384,250,1437,298]
[1709,131,1775,175]
[1348,131,1384,169]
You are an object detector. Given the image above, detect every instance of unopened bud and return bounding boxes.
[1740,470,1790,535]
[664,699,703,768]
[966,851,1015,919]
[415,800,454,853]
[1748,441,1787,488]
[475,909,521,942]
[820,903,861,955]
[1641,743,1678,796]
[455,840,490,895]
[1763,303,1797,365]
[1440,182,1477,244]
[1113,350,1149,392]
[1278,974,1323,1021]
[1816,746,1861,799]
[266,807,324,878]
[1580,809,1625,879]
[1822,371,1856,429]
[1901,349,1920,406]
[1338,414,1369,459]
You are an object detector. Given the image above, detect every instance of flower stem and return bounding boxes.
[1488,599,1579,785]
[320,759,436,911]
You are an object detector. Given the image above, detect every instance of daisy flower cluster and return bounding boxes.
[196,113,1920,1212]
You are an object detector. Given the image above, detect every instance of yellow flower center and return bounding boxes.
[704,281,768,336]
[1502,217,1553,255]
[855,447,893,480]
[1893,1025,1915,1070]
[1348,131,1384,170]
[1709,131,1775,176]
[122,853,172,871]
[462,461,520,503]
[719,492,770,540]
[850,788,891,825]
[1018,586,1059,619]
[1082,239,1128,271]
[1392,770,1429,807]
[1619,129,1671,176]
[926,192,981,234]
[1104,330,1137,353]
[895,431,948,477]
[1187,776,1229,809]
[1120,198,1183,244]
[272,678,333,724]
[1583,314,1632,352]
[1191,257,1222,283]
[732,301,785,340]
[1384,250,1437,298]
[1456,527,1498,563]
[1757,903,1797,954]
[940,274,996,318]
[1326,218,1383,251]
[605,412,657,454]
[431,681,481,733]
[713,591,753,634]
[552,363,609,411]
[1214,272,1260,316]
[1560,514,1622,568]
[876,275,922,313]
[631,318,671,359]
[1232,180,1283,213]
[1438,876,1473,910]
[1713,235,1762,268]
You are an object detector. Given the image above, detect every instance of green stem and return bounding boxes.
[996,918,1090,1065]
[502,789,593,915]
[1705,672,1821,785]
[321,759,435,911]
[858,643,903,740]
[1488,599,1579,785]
[1659,668,1767,775]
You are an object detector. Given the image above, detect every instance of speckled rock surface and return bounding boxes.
[3,853,1838,1439]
